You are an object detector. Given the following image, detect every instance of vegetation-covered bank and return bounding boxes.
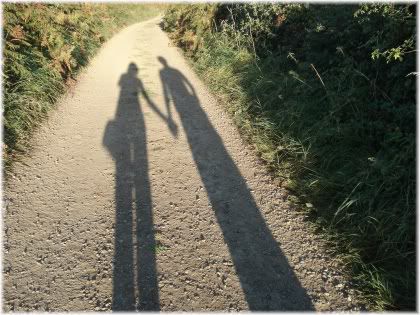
[3,3,164,167]
[162,4,416,310]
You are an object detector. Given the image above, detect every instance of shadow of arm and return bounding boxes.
[181,72,198,98]
[141,84,178,137]
[142,89,168,121]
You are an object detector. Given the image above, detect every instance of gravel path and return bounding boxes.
[3,17,367,311]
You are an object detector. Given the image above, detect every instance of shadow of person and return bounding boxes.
[158,56,315,310]
[103,63,176,311]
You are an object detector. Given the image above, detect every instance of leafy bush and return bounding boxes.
[163,3,416,310]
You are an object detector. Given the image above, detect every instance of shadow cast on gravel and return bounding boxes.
[103,62,177,311]
[102,58,314,311]
[158,56,314,311]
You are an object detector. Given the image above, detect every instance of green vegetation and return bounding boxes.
[153,242,169,253]
[3,3,164,167]
[162,4,416,310]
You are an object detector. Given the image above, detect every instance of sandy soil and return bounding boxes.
[3,17,367,311]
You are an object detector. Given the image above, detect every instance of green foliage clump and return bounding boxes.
[163,3,416,310]
[3,3,164,166]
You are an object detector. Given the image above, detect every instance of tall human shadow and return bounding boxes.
[158,56,314,310]
[103,63,177,311]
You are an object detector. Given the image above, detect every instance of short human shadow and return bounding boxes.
[103,63,177,311]
[158,56,315,310]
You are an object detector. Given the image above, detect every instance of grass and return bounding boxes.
[193,40,414,310]
[153,243,169,254]
[162,4,415,310]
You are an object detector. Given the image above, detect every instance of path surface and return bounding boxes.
[3,17,366,311]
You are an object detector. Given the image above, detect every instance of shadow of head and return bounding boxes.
[128,62,138,76]
[157,56,196,98]
[157,56,168,67]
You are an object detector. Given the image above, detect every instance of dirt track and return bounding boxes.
[3,17,366,311]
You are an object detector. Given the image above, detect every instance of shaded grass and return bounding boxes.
[162,4,415,310]
[194,40,415,310]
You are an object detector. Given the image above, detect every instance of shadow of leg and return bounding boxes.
[113,159,135,311]
[135,147,160,311]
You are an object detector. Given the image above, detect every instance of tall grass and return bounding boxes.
[3,3,165,169]
[163,4,416,310]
